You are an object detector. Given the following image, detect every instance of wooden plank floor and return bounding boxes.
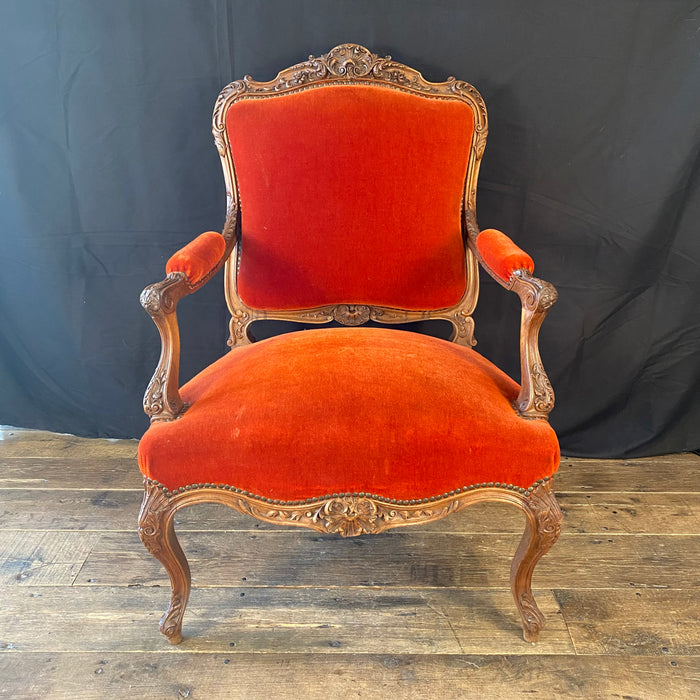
[0,429,699,699]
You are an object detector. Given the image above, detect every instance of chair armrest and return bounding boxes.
[475,228,534,284]
[140,231,230,423]
[465,211,557,419]
[165,231,227,289]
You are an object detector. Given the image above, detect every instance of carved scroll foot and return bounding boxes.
[138,482,191,644]
[510,482,562,642]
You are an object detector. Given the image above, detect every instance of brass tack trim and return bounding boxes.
[143,475,553,504]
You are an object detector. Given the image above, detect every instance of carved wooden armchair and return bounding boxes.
[137,44,562,645]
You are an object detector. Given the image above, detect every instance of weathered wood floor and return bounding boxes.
[0,429,698,699]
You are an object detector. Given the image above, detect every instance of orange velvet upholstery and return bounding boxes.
[226,86,474,310]
[138,328,559,500]
[166,231,226,285]
[476,229,534,283]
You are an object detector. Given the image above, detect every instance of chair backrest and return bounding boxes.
[213,44,488,345]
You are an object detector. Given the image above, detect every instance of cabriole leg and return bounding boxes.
[510,481,562,642]
[138,482,191,644]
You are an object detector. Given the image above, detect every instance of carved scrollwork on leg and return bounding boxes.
[138,482,191,644]
[511,482,562,642]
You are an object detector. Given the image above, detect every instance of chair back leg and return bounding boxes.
[138,481,191,644]
[510,481,562,642]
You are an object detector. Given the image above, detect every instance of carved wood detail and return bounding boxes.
[139,273,190,422]
[510,481,562,642]
[138,482,191,644]
[214,44,486,348]
[510,271,558,417]
[138,476,560,643]
[213,44,487,160]
[224,244,479,348]
[464,210,557,419]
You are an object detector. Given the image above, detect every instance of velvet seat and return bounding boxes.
[137,44,563,646]
[139,328,559,500]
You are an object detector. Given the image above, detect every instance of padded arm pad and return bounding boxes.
[166,231,226,286]
[476,229,534,283]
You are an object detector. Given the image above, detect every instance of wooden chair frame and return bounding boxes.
[138,44,562,645]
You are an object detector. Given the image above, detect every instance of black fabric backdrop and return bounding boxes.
[0,0,698,457]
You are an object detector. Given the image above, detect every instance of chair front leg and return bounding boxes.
[138,481,191,644]
[510,481,562,642]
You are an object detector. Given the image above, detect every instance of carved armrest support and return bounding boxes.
[140,273,191,422]
[509,271,558,418]
[464,210,557,419]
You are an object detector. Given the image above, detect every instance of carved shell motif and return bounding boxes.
[333,304,371,326]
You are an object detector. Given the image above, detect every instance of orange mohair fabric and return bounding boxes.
[165,231,226,285]
[476,229,534,283]
[138,328,559,499]
[225,86,474,311]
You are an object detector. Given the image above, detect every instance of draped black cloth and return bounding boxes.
[1,0,698,457]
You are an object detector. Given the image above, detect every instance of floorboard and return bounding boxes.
[1,653,698,699]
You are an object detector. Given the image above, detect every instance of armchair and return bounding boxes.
[137,44,562,645]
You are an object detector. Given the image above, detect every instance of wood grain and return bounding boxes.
[555,588,700,656]
[78,531,700,589]
[0,653,697,700]
[0,586,572,654]
[0,429,137,459]
[0,458,141,489]
[556,454,700,492]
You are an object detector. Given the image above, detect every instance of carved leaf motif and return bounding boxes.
[538,286,558,311]
[138,484,170,557]
[160,594,185,638]
[531,364,555,413]
[518,590,546,627]
[144,369,167,416]
[140,287,162,314]
[527,483,563,544]
[299,309,334,322]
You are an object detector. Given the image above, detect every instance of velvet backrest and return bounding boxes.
[224,83,476,311]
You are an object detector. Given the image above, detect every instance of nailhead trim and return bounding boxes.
[145,476,552,503]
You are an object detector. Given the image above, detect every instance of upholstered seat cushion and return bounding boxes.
[138,328,559,500]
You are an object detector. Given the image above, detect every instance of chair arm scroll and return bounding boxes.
[509,271,558,418]
[140,273,192,422]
